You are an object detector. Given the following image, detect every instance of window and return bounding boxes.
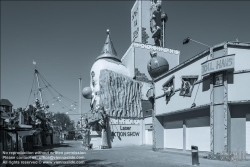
[179,75,198,97]
[214,73,224,86]
[162,75,175,104]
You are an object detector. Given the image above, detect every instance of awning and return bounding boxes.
[17,124,32,129]
[7,132,17,142]
[17,130,36,137]
[1,110,9,119]
[87,118,100,126]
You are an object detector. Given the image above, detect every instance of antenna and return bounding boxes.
[33,60,36,69]
[33,61,44,105]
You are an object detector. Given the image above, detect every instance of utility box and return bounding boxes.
[191,146,199,166]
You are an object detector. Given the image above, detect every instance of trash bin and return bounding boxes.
[191,146,199,166]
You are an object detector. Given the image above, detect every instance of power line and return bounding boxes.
[38,71,78,105]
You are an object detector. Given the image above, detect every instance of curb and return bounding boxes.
[158,150,208,158]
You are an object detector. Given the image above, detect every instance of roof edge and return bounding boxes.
[154,41,250,82]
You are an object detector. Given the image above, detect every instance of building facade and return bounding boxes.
[152,42,250,154]
[82,0,178,148]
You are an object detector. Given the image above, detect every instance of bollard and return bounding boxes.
[191,146,199,166]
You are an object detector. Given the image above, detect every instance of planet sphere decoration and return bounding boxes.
[147,51,169,79]
[82,87,92,99]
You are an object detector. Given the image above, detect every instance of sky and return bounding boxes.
[1,0,250,122]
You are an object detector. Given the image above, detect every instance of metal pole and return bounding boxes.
[162,21,165,47]
[35,69,44,105]
[190,38,211,48]
[16,131,18,151]
[79,77,82,129]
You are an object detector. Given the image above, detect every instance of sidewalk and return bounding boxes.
[158,148,250,160]
[159,148,208,158]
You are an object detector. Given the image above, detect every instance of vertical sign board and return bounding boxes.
[131,0,141,43]
[201,55,235,76]
[141,0,154,45]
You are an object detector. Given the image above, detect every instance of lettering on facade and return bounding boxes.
[112,132,140,137]
[134,20,137,27]
[132,3,139,42]
[111,126,140,137]
[133,43,180,55]
[132,7,138,21]
[201,55,235,76]
[120,126,131,130]
[133,27,139,41]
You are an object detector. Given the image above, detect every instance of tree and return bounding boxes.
[53,112,74,131]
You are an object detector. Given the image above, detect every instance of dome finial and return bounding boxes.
[150,51,157,58]
[96,29,121,62]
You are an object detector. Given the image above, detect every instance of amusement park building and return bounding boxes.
[83,0,180,148]
[152,42,250,154]
[84,0,250,152]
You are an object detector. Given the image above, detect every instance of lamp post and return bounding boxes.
[79,77,82,129]
[161,10,168,47]
[183,37,211,48]
[183,37,213,61]
[183,37,212,109]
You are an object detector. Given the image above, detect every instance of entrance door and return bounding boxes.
[146,129,152,145]
[164,120,183,149]
[186,117,210,152]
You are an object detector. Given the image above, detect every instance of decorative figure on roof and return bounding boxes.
[181,79,192,95]
[179,76,198,97]
[162,85,174,98]
[162,76,175,104]
[150,0,162,46]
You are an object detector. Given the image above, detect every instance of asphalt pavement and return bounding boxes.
[2,140,250,167]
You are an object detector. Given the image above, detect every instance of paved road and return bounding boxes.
[4,140,250,167]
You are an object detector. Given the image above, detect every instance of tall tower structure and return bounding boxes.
[123,0,179,148]
[124,0,178,81]
[131,0,167,47]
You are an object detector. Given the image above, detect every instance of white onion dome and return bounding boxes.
[89,30,130,103]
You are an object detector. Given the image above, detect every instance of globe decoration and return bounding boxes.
[147,51,169,79]
[82,87,92,99]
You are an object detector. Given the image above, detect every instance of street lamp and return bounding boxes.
[183,37,212,108]
[183,37,211,48]
[161,10,168,47]
[183,37,213,61]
